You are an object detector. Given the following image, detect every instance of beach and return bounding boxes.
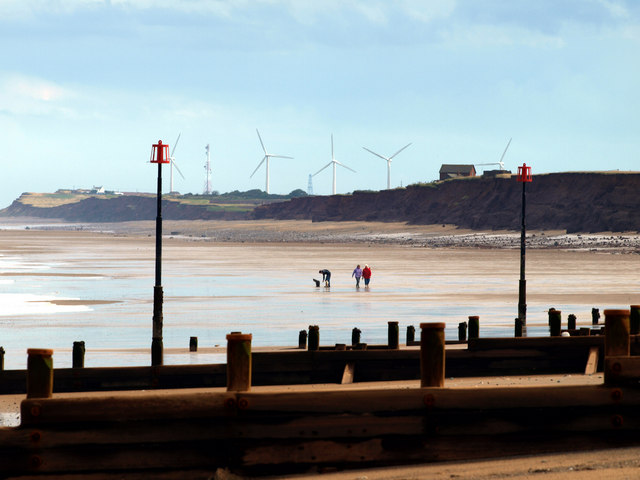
[0,219,638,368]
[1,219,640,477]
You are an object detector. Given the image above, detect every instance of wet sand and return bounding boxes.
[0,219,639,363]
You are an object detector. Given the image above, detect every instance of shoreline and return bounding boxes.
[2,217,640,253]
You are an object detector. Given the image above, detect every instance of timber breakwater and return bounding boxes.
[2,310,640,477]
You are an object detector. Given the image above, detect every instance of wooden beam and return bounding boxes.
[585,347,599,375]
[341,362,355,384]
[5,383,640,476]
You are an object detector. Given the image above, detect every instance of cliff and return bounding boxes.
[2,172,639,233]
[252,172,640,233]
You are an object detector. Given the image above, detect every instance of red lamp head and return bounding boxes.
[517,163,532,183]
[150,140,170,164]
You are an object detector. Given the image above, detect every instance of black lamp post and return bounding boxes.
[150,140,170,366]
[516,163,532,334]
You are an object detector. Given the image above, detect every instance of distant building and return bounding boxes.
[439,164,476,180]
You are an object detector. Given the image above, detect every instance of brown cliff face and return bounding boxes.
[3,173,639,233]
[1,196,250,222]
[252,173,640,233]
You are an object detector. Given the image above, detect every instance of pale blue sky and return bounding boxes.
[1,0,638,207]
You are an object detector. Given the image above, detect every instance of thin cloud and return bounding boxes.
[0,74,77,117]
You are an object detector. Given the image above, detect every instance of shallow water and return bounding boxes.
[0,229,638,370]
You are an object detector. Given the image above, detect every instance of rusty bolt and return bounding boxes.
[30,431,41,443]
[238,398,249,410]
[612,362,622,374]
[29,455,43,468]
[224,398,236,409]
[611,389,623,402]
[30,405,41,417]
[423,394,435,408]
[611,414,624,428]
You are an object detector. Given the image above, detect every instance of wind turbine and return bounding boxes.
[249,129,293,194]
[362,143,412,190]
[313,134,356,195]
[477,138,512,171]
[169,133,185,193]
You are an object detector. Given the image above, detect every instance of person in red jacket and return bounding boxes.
[362,264,372,286]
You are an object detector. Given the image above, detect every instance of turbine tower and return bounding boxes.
[313,134,356,195]
[203,144,212,195]
[249,129,293,194]
[169,133,185,194]
[362,142,412,190]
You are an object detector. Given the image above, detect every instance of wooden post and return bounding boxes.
[630,305,640,335]
[388,321,399,349]
[514,317,523,338]
[420,323,445,387]
[308,325,319,351]
[567,314,577,331]
[226,332,252,392]
[189,336,198,352]
[0,346,4,371]
[406,325,415,344]
[27,348,54,399]
[72,341,85,368]
[548,309,562,336]
[604,309,630,386]
[468,316,479,339]
[604,309,630,357]
[458,322,467,341]
[351,327,361,346]
[591,308,600,325]
[298,330,307,349]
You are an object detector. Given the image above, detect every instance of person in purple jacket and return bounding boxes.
[352,264,363,287]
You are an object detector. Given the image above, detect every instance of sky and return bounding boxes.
[0,0,639,207]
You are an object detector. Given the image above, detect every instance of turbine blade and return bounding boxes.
[362,146,388,161]
[389,142,412,160]
[270,155,294,159]
[256,129,267,154]
[499,138,512,164]
[313,162,333,176]
[335,160,356,173]
[331,134,334,160]
[170,133,181,157]
[173,161,185,179]
[250,156,267,178]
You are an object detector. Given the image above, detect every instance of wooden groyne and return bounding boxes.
[0,335,607,394]
[2,382,638,477]
[2,310,640,477]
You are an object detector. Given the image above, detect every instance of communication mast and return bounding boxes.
[307,174,313,195]
[204,144,212,195]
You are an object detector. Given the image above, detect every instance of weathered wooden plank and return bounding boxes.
[604,356,640,386]
[341,362,355,384]
[5,382,640,477]
[20,390,235,426]
[585,346,599,375]
[468,336,604,350]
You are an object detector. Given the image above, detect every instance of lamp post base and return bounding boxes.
[151,337,163,366]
